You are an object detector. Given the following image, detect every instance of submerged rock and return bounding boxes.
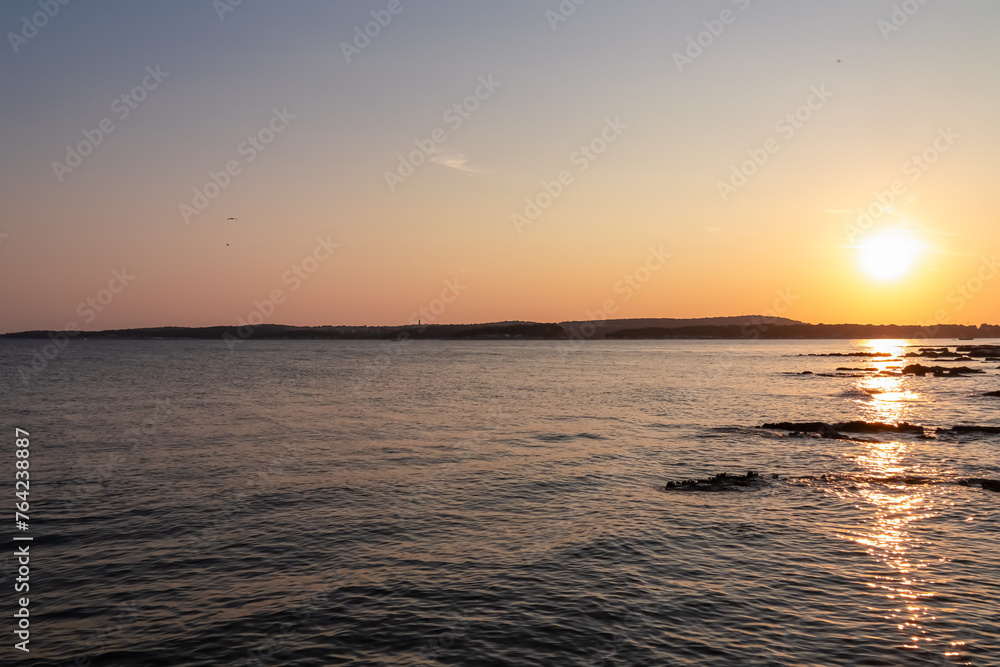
[904,348,961,359]
[944,425,1000,435]
[901,364,984,377]
[762,421,837,432]
[958,478,1000,492]
[664,471,777,492]
[806,474,1000,492]
[802,352,893,357]
[760,421,925,437]
[957,345,1000,357]
[760,422,849,439]
[664,470,1000,493]
[836,420,925,435]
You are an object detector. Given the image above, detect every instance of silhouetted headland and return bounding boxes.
[3,317,1000,340]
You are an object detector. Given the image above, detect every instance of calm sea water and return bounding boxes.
[1,338,999,666]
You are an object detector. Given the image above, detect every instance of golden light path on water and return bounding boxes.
[855,339,922,421]
[836,340,965,660]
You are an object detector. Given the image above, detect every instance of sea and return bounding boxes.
[1,337,998,666]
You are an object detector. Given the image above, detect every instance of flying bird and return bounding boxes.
[226,217,238,221]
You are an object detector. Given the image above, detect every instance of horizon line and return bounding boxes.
[3,318,999,338]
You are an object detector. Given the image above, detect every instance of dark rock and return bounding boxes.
[957,345,1000,356]
[905,349,959,358]
[961,478,1000,492]
[901,364,984,377]
[944,425,1000,435]
[983,391,1000,397]
[801,371,813,375]
[760,421,925,437]
[664,471,774,492]
[836,421,925,435]
[763,421,838,434]
[803,352,893,357]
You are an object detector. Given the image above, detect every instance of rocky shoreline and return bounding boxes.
[662,469,1000,493]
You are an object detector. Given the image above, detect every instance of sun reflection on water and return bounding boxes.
[853,340,921,425]
[863,338,908,358]
[842,444,941,654]
[837,341,956,658]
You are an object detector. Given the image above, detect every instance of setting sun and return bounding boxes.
[5,3,1000,665]
[858,229,927,282]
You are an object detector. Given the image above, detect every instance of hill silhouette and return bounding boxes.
[3,317,999,340]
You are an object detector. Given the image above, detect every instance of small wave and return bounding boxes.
[837,387,883,399]
[533,432,606,443]
[698,425,760,439]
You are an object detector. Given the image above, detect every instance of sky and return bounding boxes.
[2,0,999,332]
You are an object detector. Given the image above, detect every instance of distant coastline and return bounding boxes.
[3,317,998,341]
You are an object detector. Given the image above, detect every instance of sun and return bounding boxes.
[858,229,926,281]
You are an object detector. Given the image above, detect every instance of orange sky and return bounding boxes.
[2,1,999,332]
